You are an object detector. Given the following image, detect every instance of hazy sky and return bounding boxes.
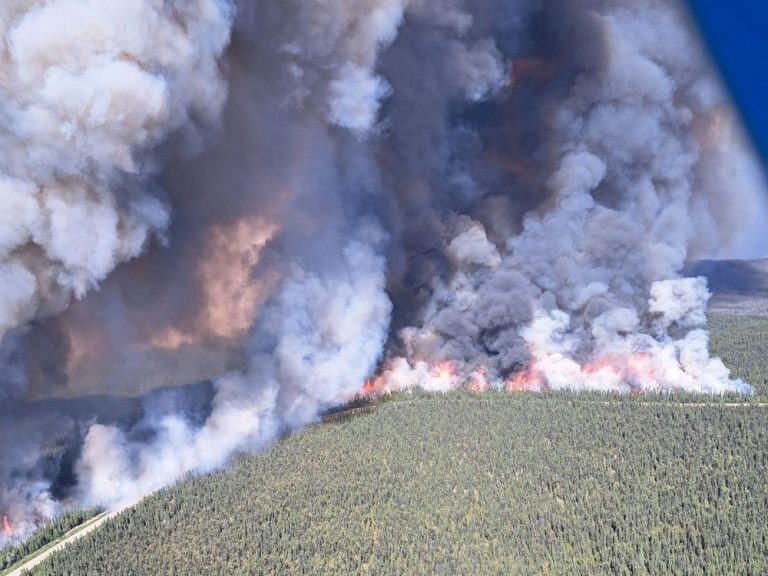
[690,1,768,160]
[689,0,768,258]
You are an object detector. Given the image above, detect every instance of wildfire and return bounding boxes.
[583,353,654,380]
[357,350,659,399]
[433,361,457,388]
[358,377,382,398]
[506,366,543,392]
[2,514,14,538]
[506,352,657,392]
[468,367,490,393]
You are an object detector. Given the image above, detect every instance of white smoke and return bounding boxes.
[75,226,391,507]
[0,0,766,542]
[329,63,393,133]
[0,0,233,343]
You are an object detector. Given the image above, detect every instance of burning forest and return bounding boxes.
[0,0,767,544]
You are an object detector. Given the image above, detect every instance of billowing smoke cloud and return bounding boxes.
[0,0,233,345]
[0,0,766,542]
[366,1,762,396]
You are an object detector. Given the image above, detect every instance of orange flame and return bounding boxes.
[583,353,654,381]
[507,351,656,392]
[360,350,659,399]
[433,361,458,387]
[506,366,543,392]
[358,377,382,398]
[356,359,463,399]
[468,367,490,393]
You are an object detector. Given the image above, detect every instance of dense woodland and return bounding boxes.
[0,508,101,574]
[20,313,768,575]
[31,405,768,573]
[709,313,768,396]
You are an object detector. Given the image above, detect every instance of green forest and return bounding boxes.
[709,313,768,396]
[0,508,101,574]
[20,312,768,575]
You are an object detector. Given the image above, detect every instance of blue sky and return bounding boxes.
[689,0,768,160]
[688,0,768,258]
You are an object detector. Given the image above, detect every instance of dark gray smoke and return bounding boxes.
[1,0,766,540]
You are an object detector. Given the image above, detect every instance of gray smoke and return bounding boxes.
[0,0,766,541]
[370,1,762,394]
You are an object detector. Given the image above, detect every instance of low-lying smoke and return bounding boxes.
[0,0,766,541]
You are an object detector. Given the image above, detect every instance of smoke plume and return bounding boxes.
[0,0,766,541]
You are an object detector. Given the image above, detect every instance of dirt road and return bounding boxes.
[5,500,139,576]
